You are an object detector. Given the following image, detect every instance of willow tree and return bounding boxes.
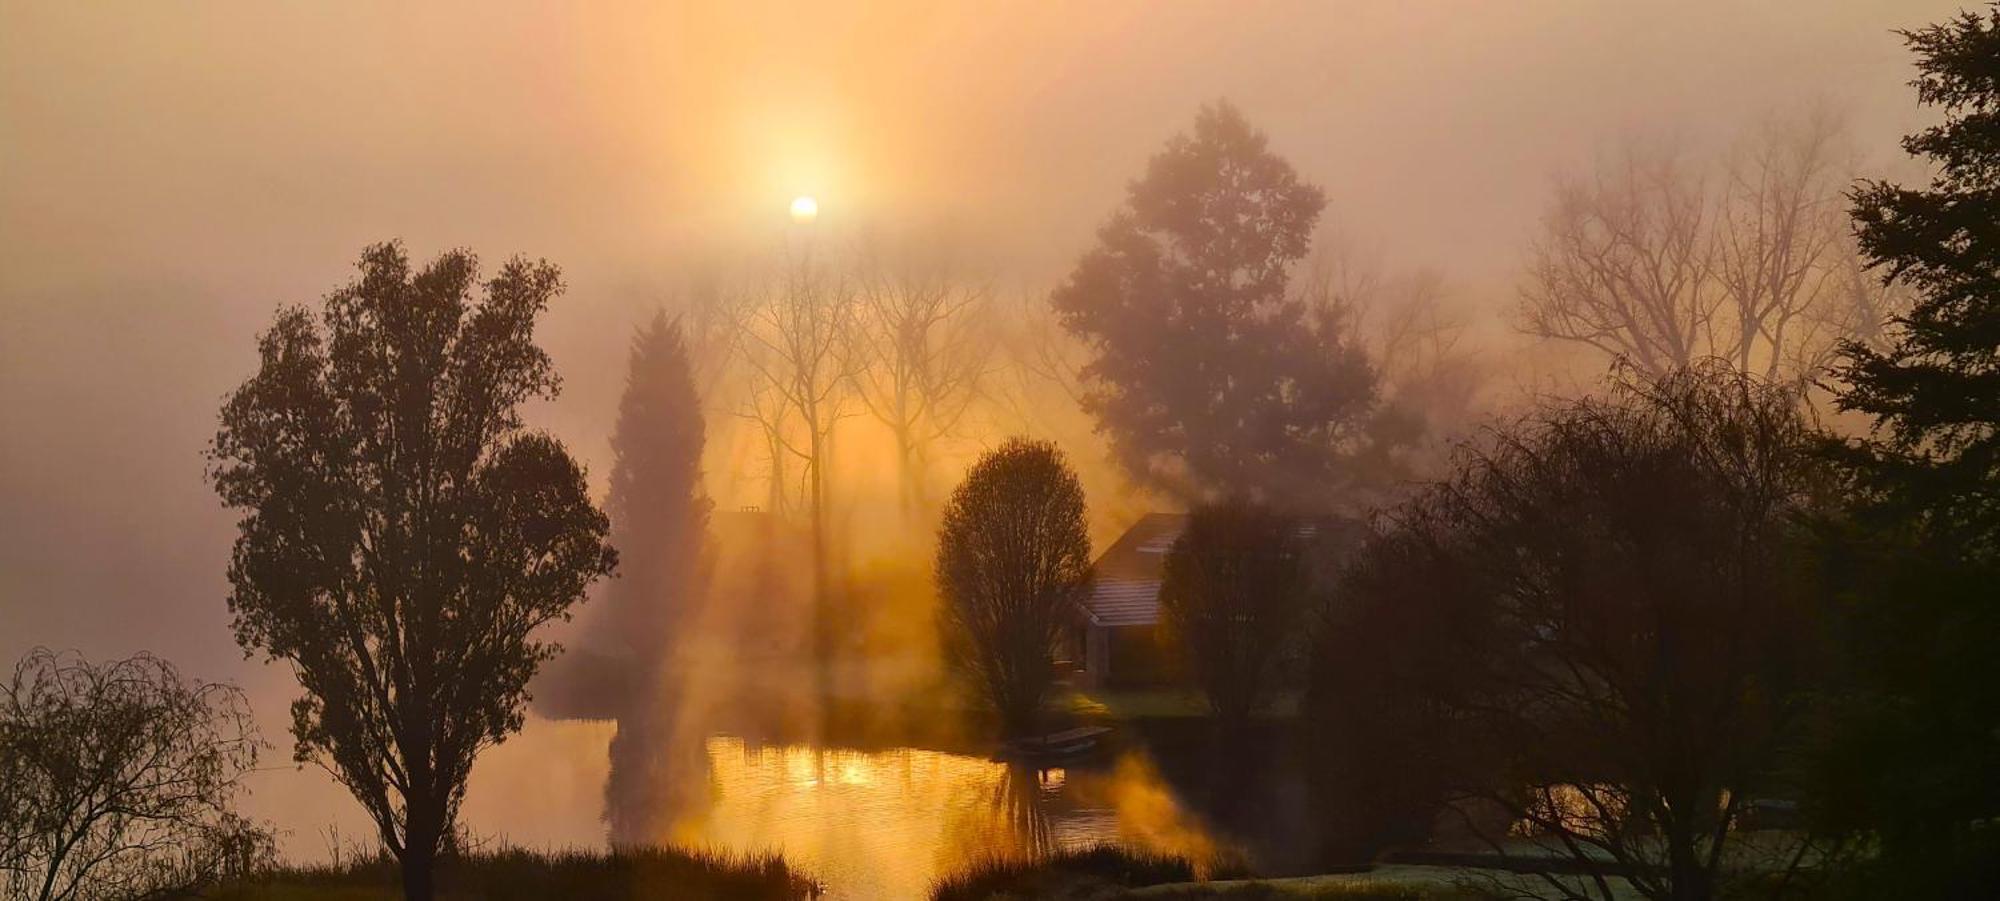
[1,649,268,901]
[1323,364,1834,901]
[936,438,1091,737]
[209,242,616,901]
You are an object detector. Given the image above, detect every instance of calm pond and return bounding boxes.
[259,715,1324,900]
[607,723,1320,900]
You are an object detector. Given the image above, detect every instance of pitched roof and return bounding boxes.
[1079,513,1186,627]
[1075,511,1368,628]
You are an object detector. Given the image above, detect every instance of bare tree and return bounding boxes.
[853,252,993,518]
[935,438,1092,737]
[1298,241,1487,466]
[1520,114,1899,387]
[1,649,272,901]
[1713,110,1857,380]
[1519,145,1718,377]
[734,251,862,673]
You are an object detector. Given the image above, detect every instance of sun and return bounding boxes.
[790,195,819,224]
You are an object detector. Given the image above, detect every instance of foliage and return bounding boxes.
[208,241,617,900]
[935,438,1092,737]
[212,844,818,901]
[1318,364,1836,901]
[1053,101,1383,509]
[1158,501,1310,722]
[1807,6,2000,894]
[593,310,714,845]
[596,310,712,661]
[0,648,272,901]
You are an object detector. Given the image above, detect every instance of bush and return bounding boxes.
[1,648,271,901]
[931,844,1198,900]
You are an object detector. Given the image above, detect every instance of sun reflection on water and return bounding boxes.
[652,736,1224,900]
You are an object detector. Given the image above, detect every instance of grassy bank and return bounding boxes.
[931,845,1213,900]
[214,845,819,900]
[931,853,1645,901]
[1130,865,1628,900]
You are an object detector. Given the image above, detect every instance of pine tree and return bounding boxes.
[596,310,712,845]
[1818,8,2000,891]
[594,310,712,663]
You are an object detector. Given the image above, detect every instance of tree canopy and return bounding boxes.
[1322,364,1834,900]
[209,241,616,901]
[1053,101,1381,510]
[1812,8,2000,892]
[935,438,1092,737]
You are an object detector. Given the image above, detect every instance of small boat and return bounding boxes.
[996,726,1112,763]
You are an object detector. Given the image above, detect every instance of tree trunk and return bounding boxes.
[400,806,441,901]
[1666,826,1709,901]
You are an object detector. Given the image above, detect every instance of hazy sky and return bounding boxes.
[0,0,1962,757]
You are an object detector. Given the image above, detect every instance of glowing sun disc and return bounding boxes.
[790,195,819,223]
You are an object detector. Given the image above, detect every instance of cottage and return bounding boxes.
[1070,511,1363,688]
[1072,513,1186,688]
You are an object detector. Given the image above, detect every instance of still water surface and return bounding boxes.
[667,736,1227,899]
[260,716,1315,900]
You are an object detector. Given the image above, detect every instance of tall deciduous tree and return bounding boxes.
[1053,101,1380,509]
[1159,501,1309,723]
[936,438,1091,737]
[854,252,992,519]
[1813,8,2000,892]
[735,253,860,680]
[209,242,616,901]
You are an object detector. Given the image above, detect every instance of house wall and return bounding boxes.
[1103,624,1175,688]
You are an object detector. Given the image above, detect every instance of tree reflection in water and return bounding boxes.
[610,737,1224,900]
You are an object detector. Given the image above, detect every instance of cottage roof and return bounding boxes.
[1075,511,1366,628]
[1078,513,1185,627]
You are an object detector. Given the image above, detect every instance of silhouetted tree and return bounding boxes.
[208,242,617,901]
[1809,9,2000,892]
[593,311,712,664]
[1053,101,1380,509]
[1,648,271,901]
[1158,501,1308,723]
[936,438,1092,737]
[854,251,992,519]
[594,311,712,844]
[736,252,860,683]
[1322,364,1835,901]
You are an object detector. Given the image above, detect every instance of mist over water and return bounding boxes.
[0,1,1967,893]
